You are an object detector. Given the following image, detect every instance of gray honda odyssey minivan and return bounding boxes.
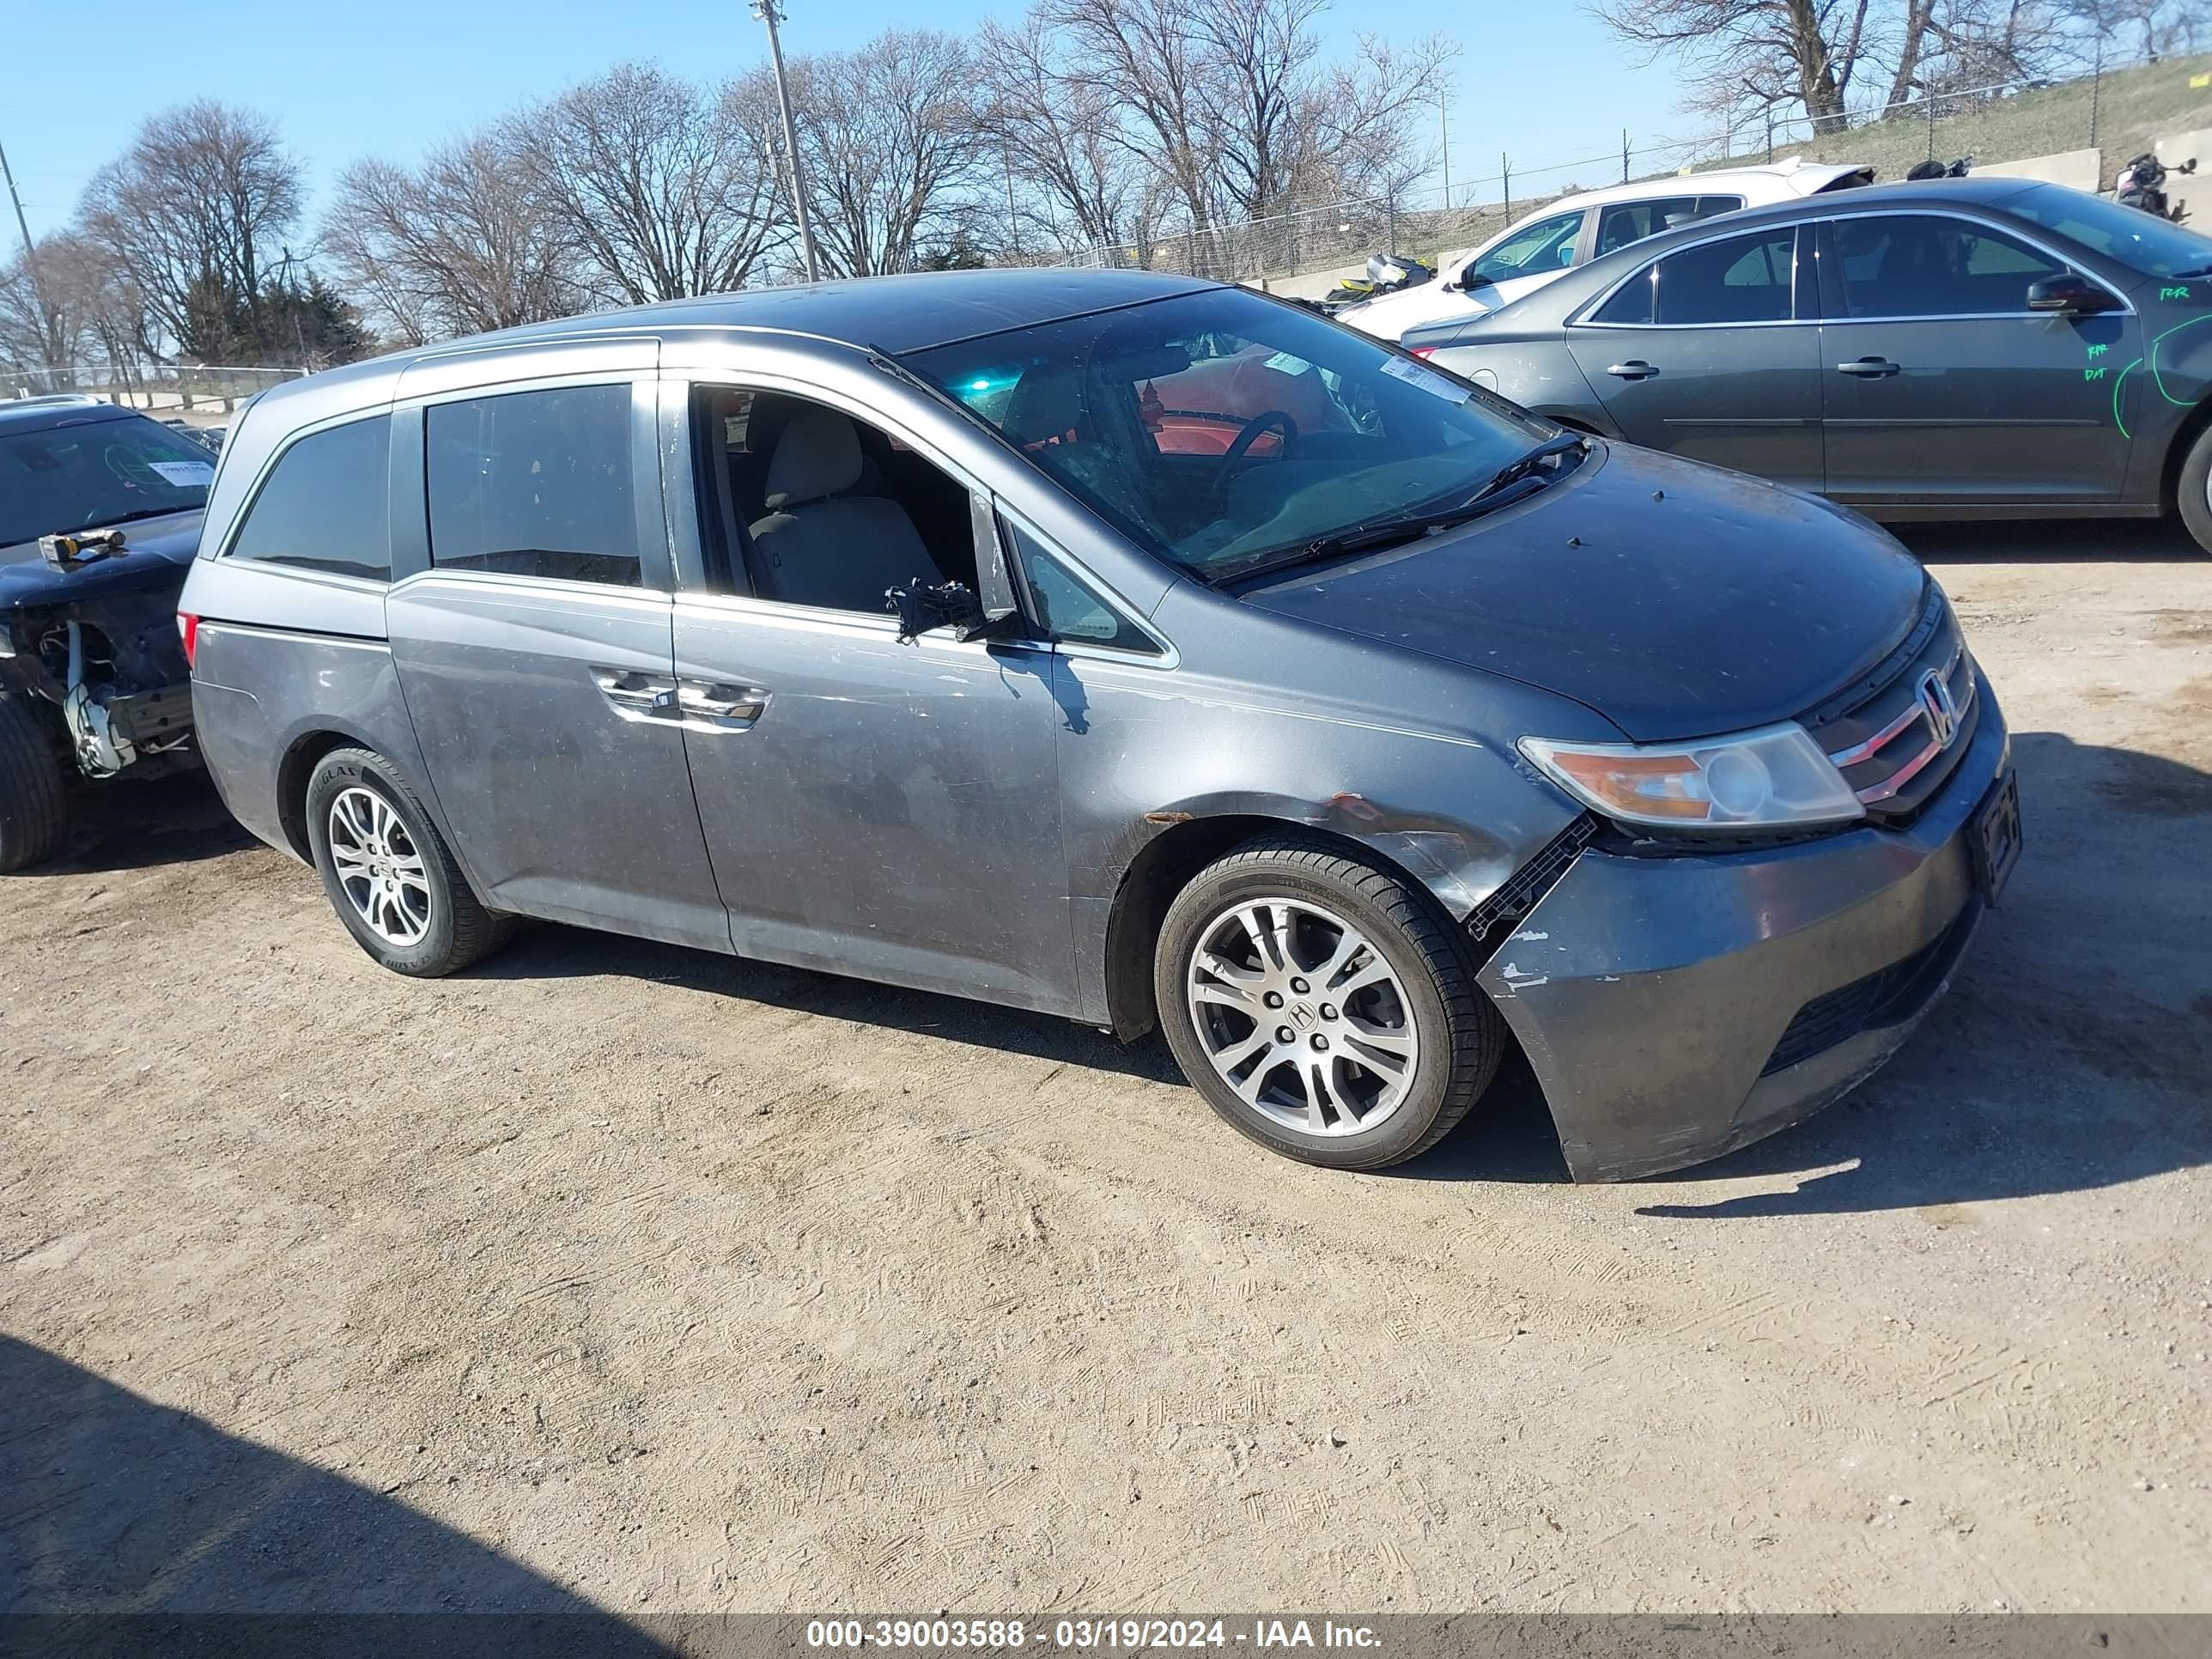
[180,269,2019,1179]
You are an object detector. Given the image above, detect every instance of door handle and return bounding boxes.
[677,680,769,726]
[592,666,679,718]
[1836,356,1901,377]
[1606,360,1657,380]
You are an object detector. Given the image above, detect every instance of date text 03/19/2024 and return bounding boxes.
[805,1620,1384,1650]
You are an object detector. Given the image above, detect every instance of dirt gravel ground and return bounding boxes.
[3,522,2209,1619]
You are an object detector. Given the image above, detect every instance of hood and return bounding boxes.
[0,509,204,613]
[1240,445,1926,743]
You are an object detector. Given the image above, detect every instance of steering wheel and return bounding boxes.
[1215,410,1298,502]
[1221,410,1297,469]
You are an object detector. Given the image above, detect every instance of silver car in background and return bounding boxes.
[179,270,2018,1179]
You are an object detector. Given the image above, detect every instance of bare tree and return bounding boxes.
[786,31,985,276]
[0,240,78,384]
[1592,0,1879,129]
[977,12,1142,257]
[1273,28,1459,206]
[1041,0,1226,230]
[322,132,581,347]
[517,63,787,304]
[77,100,303,360]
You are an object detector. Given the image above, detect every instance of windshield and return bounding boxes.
[1467,209,1584,285]
[2006,185,2212,281]
[904,287,1545,580]
[0,413,215,547]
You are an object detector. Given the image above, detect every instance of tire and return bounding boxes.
[1153,833,1506,1170]
[2179,421,2212,555]
[304,746,514,976]
[0,691,68,874]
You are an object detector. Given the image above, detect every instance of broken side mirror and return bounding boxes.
[886,494,1024,645]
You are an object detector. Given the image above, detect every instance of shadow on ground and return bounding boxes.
[1893,517,2207,563]
[3,771,250,879]
[0,1334,669,1654]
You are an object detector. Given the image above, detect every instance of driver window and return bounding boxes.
[690,386,980,615]
[1820,215,2067,319]
[1469,209,1584,284]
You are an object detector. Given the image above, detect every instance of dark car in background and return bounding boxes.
[0,396,212,871]
[181,270,2015,1180]
[1402,179,2212,552]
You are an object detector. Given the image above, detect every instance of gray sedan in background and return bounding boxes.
[181,269,2016,1180]
[1403,178,2212,553]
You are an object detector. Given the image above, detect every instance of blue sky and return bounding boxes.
[3,0,1695,244]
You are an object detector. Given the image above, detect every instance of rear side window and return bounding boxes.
[227,416,391,580]
[1595,197,1699,258]
[1650,228,1796,325]
[425,385,639,586]
[1820,214,2067,319]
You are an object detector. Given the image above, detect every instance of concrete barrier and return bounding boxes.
[1972,148,2102,192]
[2155,130,2212,228]
[1247,260,1371,301]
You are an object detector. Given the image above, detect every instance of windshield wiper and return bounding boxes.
[78,505,203,531]
[1465,430,1589,504]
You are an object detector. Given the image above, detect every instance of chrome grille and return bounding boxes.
[1802,587,1979,823]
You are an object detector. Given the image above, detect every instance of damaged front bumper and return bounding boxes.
[1478,673,2010,1182]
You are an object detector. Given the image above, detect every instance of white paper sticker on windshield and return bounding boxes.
[1262,351,1313,376]
[150,460,215,487]
[1378,356,1468,403]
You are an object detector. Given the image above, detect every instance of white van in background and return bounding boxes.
[1339,158,1874,340]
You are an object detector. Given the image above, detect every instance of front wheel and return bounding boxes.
[0,692,68,874]
[2178,422,2212,555]
[304,746,514,975]
[1153,835,1506,1170]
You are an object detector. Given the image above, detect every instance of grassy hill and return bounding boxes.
[1689,51,2212,189]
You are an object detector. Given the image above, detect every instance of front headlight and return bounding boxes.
[1519,723,1865,832]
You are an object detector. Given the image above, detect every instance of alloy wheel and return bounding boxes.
[1184,896,1420,1138]
[327,786,432,948]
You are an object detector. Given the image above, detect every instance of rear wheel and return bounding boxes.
[0,691,68,874]
[305,746,514,975]
[2179,422,2212,555]
[1153,834,1505,1170]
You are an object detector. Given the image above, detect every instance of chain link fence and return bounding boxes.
[1052,46,2209,286]
[2,361,307,415]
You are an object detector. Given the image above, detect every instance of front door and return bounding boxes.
[1565,224,1826,492]
[385,376,729,951]
[670,384,1072,1013]
[1815,212,2138,503]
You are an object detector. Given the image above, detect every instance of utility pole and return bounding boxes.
[752,0,821,283]
[1439,94,1450,208]
[0,137,58,383]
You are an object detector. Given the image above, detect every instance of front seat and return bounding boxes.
[747,406,943,611]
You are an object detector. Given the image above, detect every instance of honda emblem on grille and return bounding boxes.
[1918,668,1960,747]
